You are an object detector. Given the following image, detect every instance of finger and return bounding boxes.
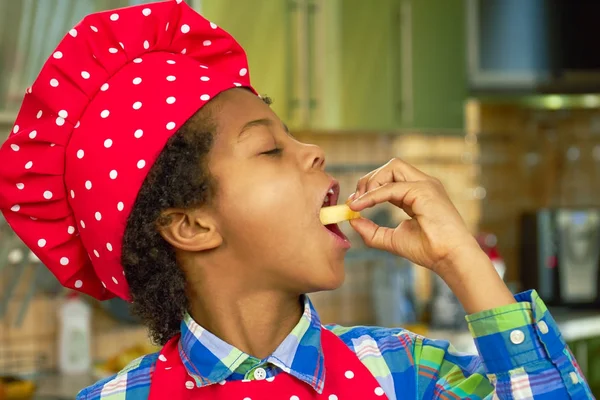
[364,158,432,194]
[354,167,382,199]
[350,182,426,215]
[349,217,395,253]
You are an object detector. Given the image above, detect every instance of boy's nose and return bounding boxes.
[304,143,326,171]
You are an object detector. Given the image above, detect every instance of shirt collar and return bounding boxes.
[178,295,326,393]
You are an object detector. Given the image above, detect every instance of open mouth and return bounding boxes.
[320,181,349,241]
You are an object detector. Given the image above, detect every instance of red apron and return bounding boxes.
[149,328,389,399]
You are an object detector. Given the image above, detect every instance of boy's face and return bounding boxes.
[205,88,350,294]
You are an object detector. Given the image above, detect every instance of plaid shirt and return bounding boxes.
[77,290,594,399]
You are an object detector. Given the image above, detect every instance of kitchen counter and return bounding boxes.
[35,374,97,400]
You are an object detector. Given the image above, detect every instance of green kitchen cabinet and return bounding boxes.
[201,0,467,132]
[200,0,295,126]
[407,0,467,131]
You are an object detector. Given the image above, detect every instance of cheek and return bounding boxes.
[217,172,313,244]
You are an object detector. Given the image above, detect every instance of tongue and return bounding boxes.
[326,223,346,240]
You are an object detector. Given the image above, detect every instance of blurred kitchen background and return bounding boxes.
[1,0,600,398]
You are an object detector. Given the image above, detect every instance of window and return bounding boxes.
[0,0,201,122]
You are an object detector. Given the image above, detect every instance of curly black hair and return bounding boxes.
[122,93,271,345]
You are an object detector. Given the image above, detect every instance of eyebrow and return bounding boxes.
[238,118,292,140]
[239,118,273,136]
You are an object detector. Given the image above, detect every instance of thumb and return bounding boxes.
[349,217,395,253]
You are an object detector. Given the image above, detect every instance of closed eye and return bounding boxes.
[262,148,283,156]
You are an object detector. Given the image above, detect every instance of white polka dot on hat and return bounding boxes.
[0,0,257,301]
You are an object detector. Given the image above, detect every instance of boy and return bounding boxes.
[0,1,593,399]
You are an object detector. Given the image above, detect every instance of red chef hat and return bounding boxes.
[0,0,257,301]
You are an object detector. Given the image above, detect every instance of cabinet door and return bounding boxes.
[408,0,467,131]
[332,0,402,131]
[201,0,295,126]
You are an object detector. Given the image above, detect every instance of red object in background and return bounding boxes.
[476,233,506,279]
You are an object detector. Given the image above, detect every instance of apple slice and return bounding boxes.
[319,204,361,225]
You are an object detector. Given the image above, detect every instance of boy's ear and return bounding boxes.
[158,209,222,252]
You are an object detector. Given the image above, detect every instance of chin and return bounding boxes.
[304,263,346,293]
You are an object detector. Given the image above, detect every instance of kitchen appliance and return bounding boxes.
[520,209,600,308]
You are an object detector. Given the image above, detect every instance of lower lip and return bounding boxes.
[323,224,352,249]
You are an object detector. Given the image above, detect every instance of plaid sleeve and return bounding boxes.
[413,290,594,399]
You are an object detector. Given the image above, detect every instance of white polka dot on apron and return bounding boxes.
[158,354,167,362]
[185,381,194,389]
[344,370,354,379]
[374,387,385,396]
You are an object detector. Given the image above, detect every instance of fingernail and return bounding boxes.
[346,193,356,204]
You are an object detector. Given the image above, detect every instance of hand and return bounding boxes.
[348,158,516,314]
[348,158,481,276]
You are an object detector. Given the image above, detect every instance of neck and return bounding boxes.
[186,280,304,359]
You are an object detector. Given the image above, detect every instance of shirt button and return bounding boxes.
[538,321,549,334]
[570,371,579,384]
[253,367,266,380]
[510,329,525,345]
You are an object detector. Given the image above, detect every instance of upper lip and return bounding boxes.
[318,179,340,213]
